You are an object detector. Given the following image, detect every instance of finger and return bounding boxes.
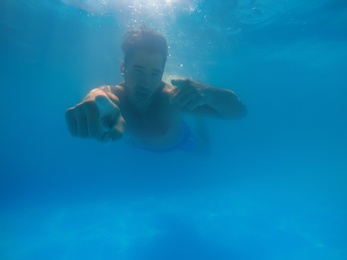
[102,128,123,144]
[171,78,190,88]
[95,95,119,118]
[169,87,178,104]
[76,111,89,138]
[170,79,192,103]
[170,87,182,101]
[186,97,201,110]
[65,108,78,136]
[101,117,125,143]
[171,88,195,105]
[101,131,113,144]
[85,103,105,140]
[177,93,194,107]
[170,86,179,95]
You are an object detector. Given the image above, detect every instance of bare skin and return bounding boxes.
[65,49,247,151]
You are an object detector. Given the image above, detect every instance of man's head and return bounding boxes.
[120,27,168,109]
[121,27,168,69]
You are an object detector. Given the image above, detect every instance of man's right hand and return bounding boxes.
[65,95,125,143]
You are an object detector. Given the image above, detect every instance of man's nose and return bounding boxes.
[139,73,151,86]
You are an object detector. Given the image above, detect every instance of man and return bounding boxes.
[65,27,247,152]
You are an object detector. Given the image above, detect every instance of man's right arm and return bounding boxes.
[65,86,125,143]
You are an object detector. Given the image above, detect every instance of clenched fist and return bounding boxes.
[65,95,125,143]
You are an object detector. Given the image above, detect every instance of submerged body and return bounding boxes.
[65,28,247,152]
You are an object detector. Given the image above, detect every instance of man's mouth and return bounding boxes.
[135,88,151,100]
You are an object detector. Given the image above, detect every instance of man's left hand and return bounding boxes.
[170,79,209,110]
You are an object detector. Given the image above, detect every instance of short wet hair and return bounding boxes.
[121,27,168,67]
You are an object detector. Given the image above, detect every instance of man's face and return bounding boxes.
[122,49,164,109]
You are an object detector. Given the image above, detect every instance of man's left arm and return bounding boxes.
[170,79,247,119]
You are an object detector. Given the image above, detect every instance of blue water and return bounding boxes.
[1,0,347,259]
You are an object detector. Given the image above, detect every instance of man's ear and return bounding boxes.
[120,61,125,76]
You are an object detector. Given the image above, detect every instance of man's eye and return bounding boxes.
[151,72,161,78]
[133,70,144,76]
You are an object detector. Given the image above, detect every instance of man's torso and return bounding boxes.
[110,83,185,150]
